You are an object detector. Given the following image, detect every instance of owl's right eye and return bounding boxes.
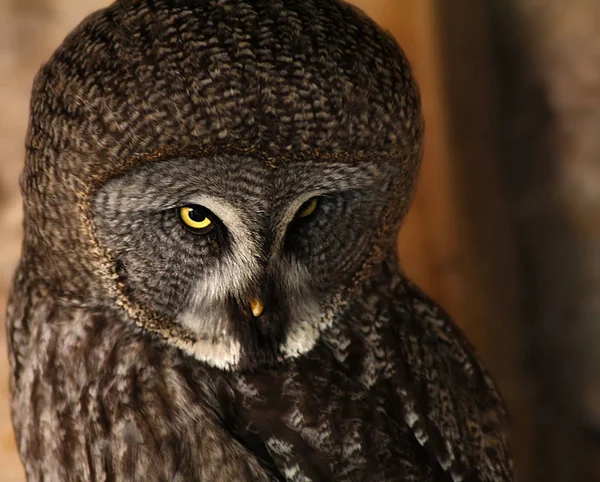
[178,205,216,234]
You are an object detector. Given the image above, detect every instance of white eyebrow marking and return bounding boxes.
[176,196,261,356]
[186,195,262,274]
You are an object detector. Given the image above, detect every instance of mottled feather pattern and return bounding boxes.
[8,279,273,481]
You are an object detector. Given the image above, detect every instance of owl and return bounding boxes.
[6,0,514,480]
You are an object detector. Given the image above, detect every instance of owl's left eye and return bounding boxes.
[295,197,319,219]
[178,205,215,234]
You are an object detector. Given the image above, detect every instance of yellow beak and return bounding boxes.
[250,298,264,317]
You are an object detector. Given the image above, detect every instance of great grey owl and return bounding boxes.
[6,0,515,480]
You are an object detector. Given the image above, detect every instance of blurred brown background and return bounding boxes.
[2,0,600,481]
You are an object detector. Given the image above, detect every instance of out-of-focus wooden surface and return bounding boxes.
[486,1,600,480]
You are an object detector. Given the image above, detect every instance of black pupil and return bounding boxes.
[188,207,206,222]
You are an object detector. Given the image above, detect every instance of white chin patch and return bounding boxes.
[175,309,327,369]
[175,259,334,367]
[176,312,241,369]
[281,292,332,359]
[281,320,320,358]
[172,331,242,370]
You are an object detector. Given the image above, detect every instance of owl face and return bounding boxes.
[21,0,422,371]
[93,153,396,369]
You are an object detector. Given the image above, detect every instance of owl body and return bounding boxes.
[7,0,514,480]
[8,258,510,481]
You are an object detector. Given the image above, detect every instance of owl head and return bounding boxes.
[20,0,422,370]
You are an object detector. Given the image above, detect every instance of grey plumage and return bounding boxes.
[6,0,514,480]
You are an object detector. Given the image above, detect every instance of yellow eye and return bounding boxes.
[296,197,319,219]
[179,205,214,233]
